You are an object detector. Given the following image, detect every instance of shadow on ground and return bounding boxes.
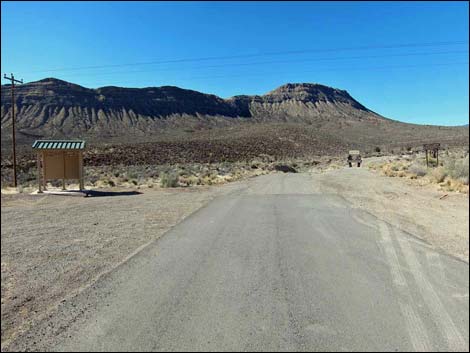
[85,190,143,197]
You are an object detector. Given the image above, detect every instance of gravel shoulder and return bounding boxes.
[313,161,469,263]
[0,182,243,349]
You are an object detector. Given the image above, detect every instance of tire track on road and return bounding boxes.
[377,221,432,352]
[396,232,468,352]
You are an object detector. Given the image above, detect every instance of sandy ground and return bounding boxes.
[0,182,243,347]
[313,159,469,263]
[1,164,468,349]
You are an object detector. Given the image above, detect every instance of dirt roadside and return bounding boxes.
[0,181,244,349]
[313,161,469,263]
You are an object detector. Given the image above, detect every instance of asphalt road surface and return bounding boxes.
[29,174,470,351]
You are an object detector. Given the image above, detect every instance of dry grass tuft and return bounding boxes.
[430,167,447,183]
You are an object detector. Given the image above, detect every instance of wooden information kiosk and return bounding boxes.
[32,140,86,193]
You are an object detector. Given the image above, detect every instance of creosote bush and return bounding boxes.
[445,155,469,185]
[160,172,179,188]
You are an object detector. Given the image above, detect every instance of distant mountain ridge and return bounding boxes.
[1,78,383,138]
[1,78,468,150]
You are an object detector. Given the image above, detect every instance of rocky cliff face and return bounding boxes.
[1,78,384,141]
[245,83,379,123]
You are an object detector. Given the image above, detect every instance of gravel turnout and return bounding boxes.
[0,183,242,348]
[315,161,469,262]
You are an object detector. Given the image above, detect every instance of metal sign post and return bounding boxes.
[423,143,440,168]
[347,150,362,168]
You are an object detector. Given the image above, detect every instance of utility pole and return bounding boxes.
[3,73,23,188]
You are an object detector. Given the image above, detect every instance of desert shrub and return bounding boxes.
[375,147,381,153]
[160,172,179,188]
[458,176,469,186]
[426,158,438,168]
[25,171,36,182]
[179,175,201,186]
[108,180,115,187]
[429,167,447,183]
[382,165,397,177]
[445,155,469,184]
[50,180,62,187]
[201,176,213,185]
[441,178,469,193]
[408,161,427,177]
[87,174,99,184]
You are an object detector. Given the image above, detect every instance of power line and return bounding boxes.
[44,50,469,80]
[155,50,470,71]
[60,61,468,88]
[172,61,470,81]
[23,40,469,74]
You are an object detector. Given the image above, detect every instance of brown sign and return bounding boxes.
[43,151,80,179]
[423,143,440,150]
[423,143,441,168]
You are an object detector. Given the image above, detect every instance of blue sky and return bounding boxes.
[1,1,469,126]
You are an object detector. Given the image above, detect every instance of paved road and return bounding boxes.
[38,174,470,351]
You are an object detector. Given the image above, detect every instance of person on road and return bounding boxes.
[347,154,353,167]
